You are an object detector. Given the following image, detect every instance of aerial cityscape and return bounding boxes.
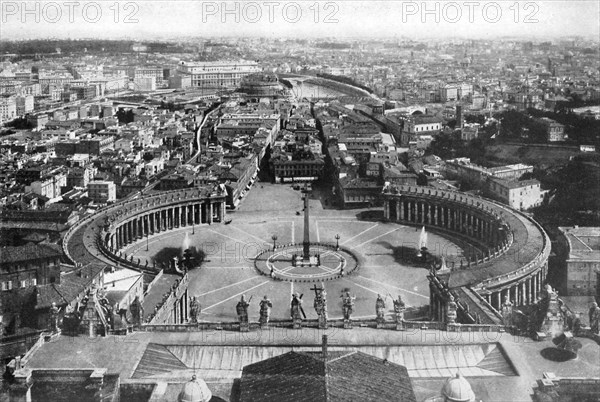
[0,1,599,401]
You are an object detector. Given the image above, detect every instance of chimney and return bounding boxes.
[322,335,328,360]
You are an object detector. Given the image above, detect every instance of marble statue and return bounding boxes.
[259,295,273,326]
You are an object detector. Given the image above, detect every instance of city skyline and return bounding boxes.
[1,0,599,41]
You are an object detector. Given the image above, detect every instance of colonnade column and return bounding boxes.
[479,219,484,241]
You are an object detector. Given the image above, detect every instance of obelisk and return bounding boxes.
[303,185,310,260]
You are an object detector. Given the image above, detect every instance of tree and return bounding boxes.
[116,109,134,124]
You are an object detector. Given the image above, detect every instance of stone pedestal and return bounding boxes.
[446,323,459,332]
[9,369,32,402]
[293,318,302,329]
[240,322,250,332]
[376,319,385,329]
[318,315,328,329]
[343,319,352,329]
[395,311,405,331]
[293,255,319,267]
[540,291,565,338]
[260,322,269,330]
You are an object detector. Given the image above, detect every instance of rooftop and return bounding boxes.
[141,272,184,319]
[20,329,600,402]
[0,243,63,264]
[240,350,416,402]
[559,226,600,260]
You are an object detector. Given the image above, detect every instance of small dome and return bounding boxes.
[178,375,212,402]
[441,373,475,402]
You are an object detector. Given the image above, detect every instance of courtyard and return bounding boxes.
[125,183,467,322]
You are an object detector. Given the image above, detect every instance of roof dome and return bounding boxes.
[178,375,212,402]
[441,373,475,402]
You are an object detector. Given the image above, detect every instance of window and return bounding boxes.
[31,278,37,286]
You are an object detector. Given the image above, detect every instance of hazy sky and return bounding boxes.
[1,0,599,40]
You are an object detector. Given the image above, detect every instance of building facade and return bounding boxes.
[486,177,544,211]
[88,180,117,203]
[558,226,600,297]
[537,117,567,142]
[176,60,260,89]
[0,244,64,334]
[25,171,67,200]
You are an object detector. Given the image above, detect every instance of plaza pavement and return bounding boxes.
[124,183,466,322]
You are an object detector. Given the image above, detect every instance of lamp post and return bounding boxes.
[335,234,340,251]
[272,234,278,251]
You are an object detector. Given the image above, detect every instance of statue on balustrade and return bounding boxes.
[542,284,557,300]
[313,288,328,320]
[501,296,514,326]
[290,293,305,320]
[129,297,142,327]
[375,294,386,322]
[49,302,61,332]
[446,295,457,324]
[236,294,251,323]
[590,302,600,334]
[259,295,273,326]
[342,291,356,320]
[571,313,582,335]
[393,295,406,316]
[189,296,201,324]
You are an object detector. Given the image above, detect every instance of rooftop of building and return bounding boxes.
[487,177,541,189]
[141,272,185,320]
[412,115,443,124]
[240,350,416,402]
[19,328,600,402]
[33,262,105,310]
[558,226,600,260]
[488,163,533,174]
[103,267,143,291]
[0,243,63,264]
